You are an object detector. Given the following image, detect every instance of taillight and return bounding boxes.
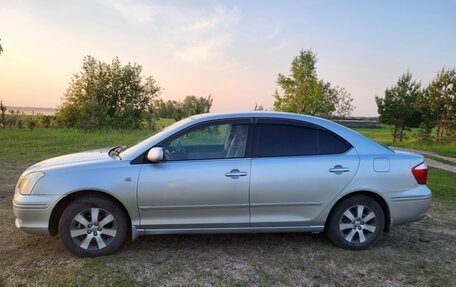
[412,162,428,185]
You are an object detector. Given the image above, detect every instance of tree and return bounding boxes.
[273,50,353,118]
[56,56,161,129]
[26,117,37,130]
[375,72,422,142]
[144,105,156,130]
[333,87,353,118]
[173,95,213,120]
[425,68,456,143]
[152,96,212,120]
[254,104,264,111]
[153,99,178,119]
[0,100,7,127]
[416,89,436,142]
[38,114,52,128]
[181,95,213,117]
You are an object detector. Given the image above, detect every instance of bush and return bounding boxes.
[56,56,161,130]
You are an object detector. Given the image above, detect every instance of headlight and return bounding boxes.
[16,172,45,195]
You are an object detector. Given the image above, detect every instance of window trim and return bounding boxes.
[252,118,352,158]
[132,118,254,164]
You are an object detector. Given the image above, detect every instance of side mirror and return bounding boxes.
[147,147,164,163]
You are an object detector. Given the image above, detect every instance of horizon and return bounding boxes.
[1,0,455,116]
[1,106,381,119]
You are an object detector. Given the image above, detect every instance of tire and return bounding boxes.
[58,195,128,257]
[327,195,385,250]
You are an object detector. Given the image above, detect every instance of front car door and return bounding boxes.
[249,118,359,226]
[137,119,252,228]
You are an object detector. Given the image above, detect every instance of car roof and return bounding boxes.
[189,111,346,131]
[121,112,391,160]
[191,111,317,121]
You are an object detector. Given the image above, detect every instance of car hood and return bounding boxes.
[25,147,115,173]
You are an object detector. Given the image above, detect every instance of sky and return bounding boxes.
[1,0,455,116]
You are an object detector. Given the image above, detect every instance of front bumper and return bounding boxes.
[13,192,60,236]
[387,185,432,226]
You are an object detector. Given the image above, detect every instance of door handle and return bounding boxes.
[329,165,351,173]
[225,169,248,177]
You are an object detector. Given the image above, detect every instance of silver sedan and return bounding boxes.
[13,112,431,256]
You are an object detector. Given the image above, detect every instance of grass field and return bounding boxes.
[0,128,151,161]
[354,126,456,157]
[0,119,175,162]
[0,125,455,286]
[1,122,454,161]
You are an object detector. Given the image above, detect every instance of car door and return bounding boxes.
[137,119,252,228]
[250,119,359,226]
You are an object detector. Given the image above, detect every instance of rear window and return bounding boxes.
[255,123,351,157]
[318,129,351,154]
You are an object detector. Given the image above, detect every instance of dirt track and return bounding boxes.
[392,147,456,173]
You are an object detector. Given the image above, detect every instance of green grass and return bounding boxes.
[428,167,456,202]
[155,118,175,129]
[0,128,152,161]
[1,122,454,163]
[0,119,175,162]
[354,125,456,157]
[353,126,392,142]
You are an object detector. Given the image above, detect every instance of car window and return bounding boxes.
[318,129,351,154]
[255,123,351,157]
[255,124,318,157]
[161,123,250,161]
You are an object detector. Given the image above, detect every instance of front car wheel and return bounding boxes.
[58,195,127,257]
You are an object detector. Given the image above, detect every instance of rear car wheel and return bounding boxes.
[327,195,385,250]
[58,195,128,257]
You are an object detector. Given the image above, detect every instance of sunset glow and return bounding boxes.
[1,0,455,115]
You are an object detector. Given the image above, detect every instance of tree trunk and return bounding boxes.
[436,119,441,143]
[436,116,443,143]
[441,116,447,143]
[399,125,404,142]
[392,125,398,142]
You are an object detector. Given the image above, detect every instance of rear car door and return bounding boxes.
[249,118,359,226]
[137,119,253,228]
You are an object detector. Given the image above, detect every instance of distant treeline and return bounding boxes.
[3,106,56,116]
[0,97,211,130]
[0,108,54,129]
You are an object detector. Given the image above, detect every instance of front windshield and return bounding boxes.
[118,117,194,159]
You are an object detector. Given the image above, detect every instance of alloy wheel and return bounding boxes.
[70,208,118,250]
[339,204,377,244]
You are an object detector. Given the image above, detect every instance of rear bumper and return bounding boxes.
[13,193,60,236]
[387,185,432,226]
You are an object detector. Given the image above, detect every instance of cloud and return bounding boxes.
[182,6,241,35]
[262,22,286,41]
[173,6,241,68]
[99,1,242,70]
[99,0,157,23]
